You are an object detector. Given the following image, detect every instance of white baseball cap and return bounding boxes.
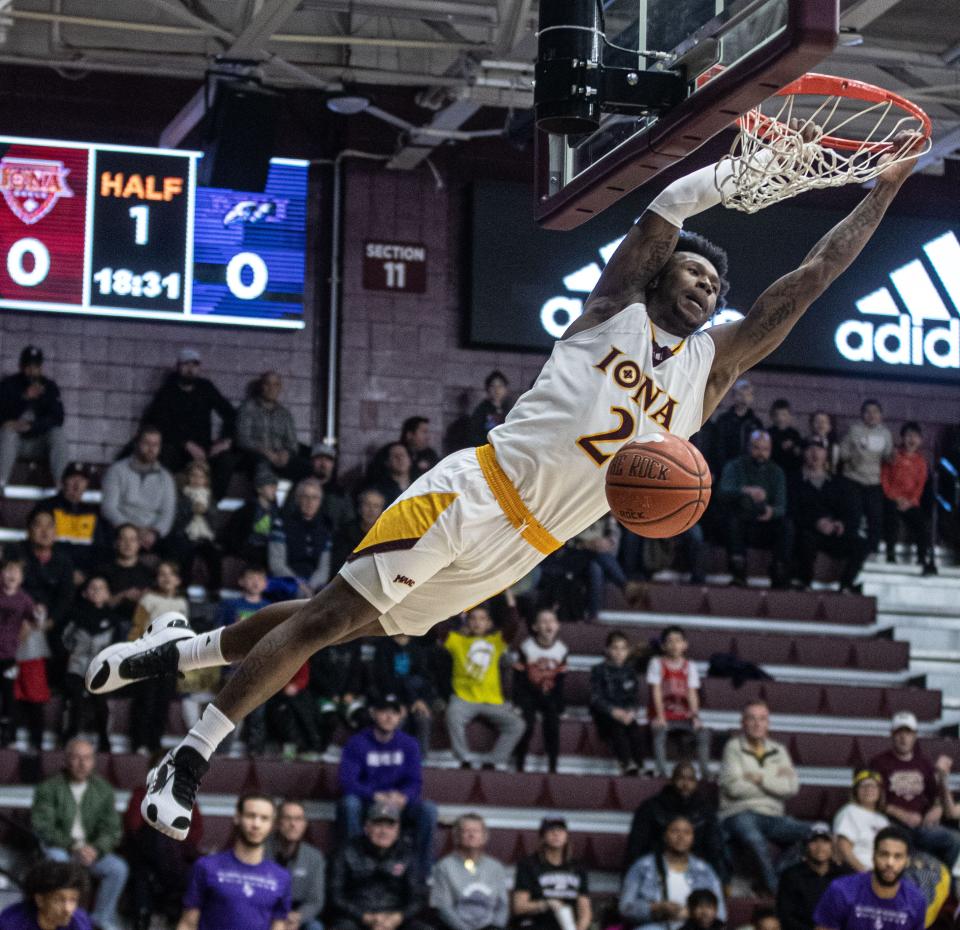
[891,711,918,733]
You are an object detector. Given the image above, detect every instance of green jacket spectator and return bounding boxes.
[31,770,122,857]
[719,453,787,519]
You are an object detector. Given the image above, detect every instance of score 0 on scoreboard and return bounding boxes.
[0,135,307,329]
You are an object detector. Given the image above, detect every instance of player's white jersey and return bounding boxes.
[488,302,716,542]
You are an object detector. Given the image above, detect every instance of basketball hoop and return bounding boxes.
[716,72,933,213]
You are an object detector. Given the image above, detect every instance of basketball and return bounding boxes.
[605,433,712,538]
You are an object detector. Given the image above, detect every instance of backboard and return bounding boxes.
[534,0,839,229]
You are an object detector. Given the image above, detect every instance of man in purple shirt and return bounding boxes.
[0,860,92,930]
[814,826,925,930]
[178,794,291,930]
[337,692,437,876]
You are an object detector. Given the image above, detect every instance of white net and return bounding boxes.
[716,76,932,214]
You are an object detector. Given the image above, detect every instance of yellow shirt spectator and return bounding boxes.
[445,629,507,705]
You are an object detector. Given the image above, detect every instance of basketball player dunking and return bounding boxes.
[88,131,921,839]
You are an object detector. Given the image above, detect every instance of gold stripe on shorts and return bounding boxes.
[475,443,562,556]
[348,492,458,562]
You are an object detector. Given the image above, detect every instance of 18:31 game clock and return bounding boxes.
[0,135,307,329]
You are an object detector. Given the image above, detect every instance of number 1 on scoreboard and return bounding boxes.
[129,205,149,245]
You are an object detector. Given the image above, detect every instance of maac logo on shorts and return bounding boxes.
[0,157,74,225]
[393,574,415,588]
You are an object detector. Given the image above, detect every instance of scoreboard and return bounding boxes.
[0,135,308,329]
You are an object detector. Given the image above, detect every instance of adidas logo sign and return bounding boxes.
[837,230,960,369]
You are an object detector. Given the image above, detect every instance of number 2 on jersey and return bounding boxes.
[577,406,636,466]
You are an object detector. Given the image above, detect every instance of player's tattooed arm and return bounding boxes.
[562,210,679,339]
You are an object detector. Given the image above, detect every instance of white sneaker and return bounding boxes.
[141,746,209,840]
[85,612,195,694]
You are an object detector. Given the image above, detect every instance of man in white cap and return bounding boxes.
[140,348,236,498]
[868,711,960,870]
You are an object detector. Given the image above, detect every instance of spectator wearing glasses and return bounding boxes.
[265,800,326,930]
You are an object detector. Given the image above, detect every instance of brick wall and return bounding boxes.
[0,159,955,478]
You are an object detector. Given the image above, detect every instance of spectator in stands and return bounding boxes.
[180,794,290,930]
[310,640,366,752]
[807,411,840,473]
[624,762,728,883]
[125,752,204,930]
[308,442,355,538]
[170,459,222,590]
[0,345,68,493]
[338,692,437,876]
[332,488,386,572]
[444,596,525,771]
[750,907,781,930]
[512,818,591,930]
[647,626,711,778]
[719,429,791,588]
[813,826,925,930]
[620,815,726,930]
[15,587,50,754]
[13,508,74,638]
[868,712,960,872]
[128,561,188,756]
[31,737,128,930]
[833,770,890,873]
[401,416,439,478]
[0,859,91,930]
[468,371,513,447]
[589,630,645,775]
[705,378,762,476]
[266,661,325,760]
[32,462,104,580]
[223,466,280,566]
[881,422,935,575]
[513,608,568,773]
[575,515,630,621]
[97,523,153,631]
[101,425,176,554]
[0,557,35,746]
[236,371,310,482]
[328,802,429,930]
[776,822,851,930]
[789,440,868,594]
[431,813,510,930]
[142,348,236,499]
[61,575,118,751]
[370,633,437,756]
[839,400,894,555]
[370,442,414,507]
[269,478,333,598]
[769,399,803,478]
[677,889,724,930]
[265,800,326,930]
[719,700,805,894]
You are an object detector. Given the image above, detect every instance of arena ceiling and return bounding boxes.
[0,0,958,173]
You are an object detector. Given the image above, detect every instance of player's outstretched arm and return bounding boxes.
[701,133,923,419]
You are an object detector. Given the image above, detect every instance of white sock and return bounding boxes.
[180,704,235,761]
[177,628,228,672]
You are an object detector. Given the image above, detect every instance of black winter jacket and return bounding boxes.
[329,836,425,920]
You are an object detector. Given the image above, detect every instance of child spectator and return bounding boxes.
[769,400,803,477]
[222,467,281,566]
[61,575,119,751]
[807,411,840,473]
[267,662,326,760]
[678,889,725,930]
[128,561,188,755]
[647,626,711,778]
[513,608,568,773]
[171,460,220,589]
[214,564,270,755]
[881,422,935,575]
[590,631,645,775]
[370,633,437,757]
[0,558,34,746]
[15,595,50,754]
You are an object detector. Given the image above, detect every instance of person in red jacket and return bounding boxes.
[881,422,936,576]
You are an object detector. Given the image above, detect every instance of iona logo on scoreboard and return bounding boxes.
[0,156,73,225]
[837,230,960,369]
[539,235,743,339]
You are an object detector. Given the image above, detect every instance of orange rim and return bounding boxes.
[744,72,932,153]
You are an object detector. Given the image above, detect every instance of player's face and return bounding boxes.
[35,889,81,927]
[277,803,308,843]
[235,799,275,846]
[663,818,694,855]
[653,252,720,335]
[873,838,909,886]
